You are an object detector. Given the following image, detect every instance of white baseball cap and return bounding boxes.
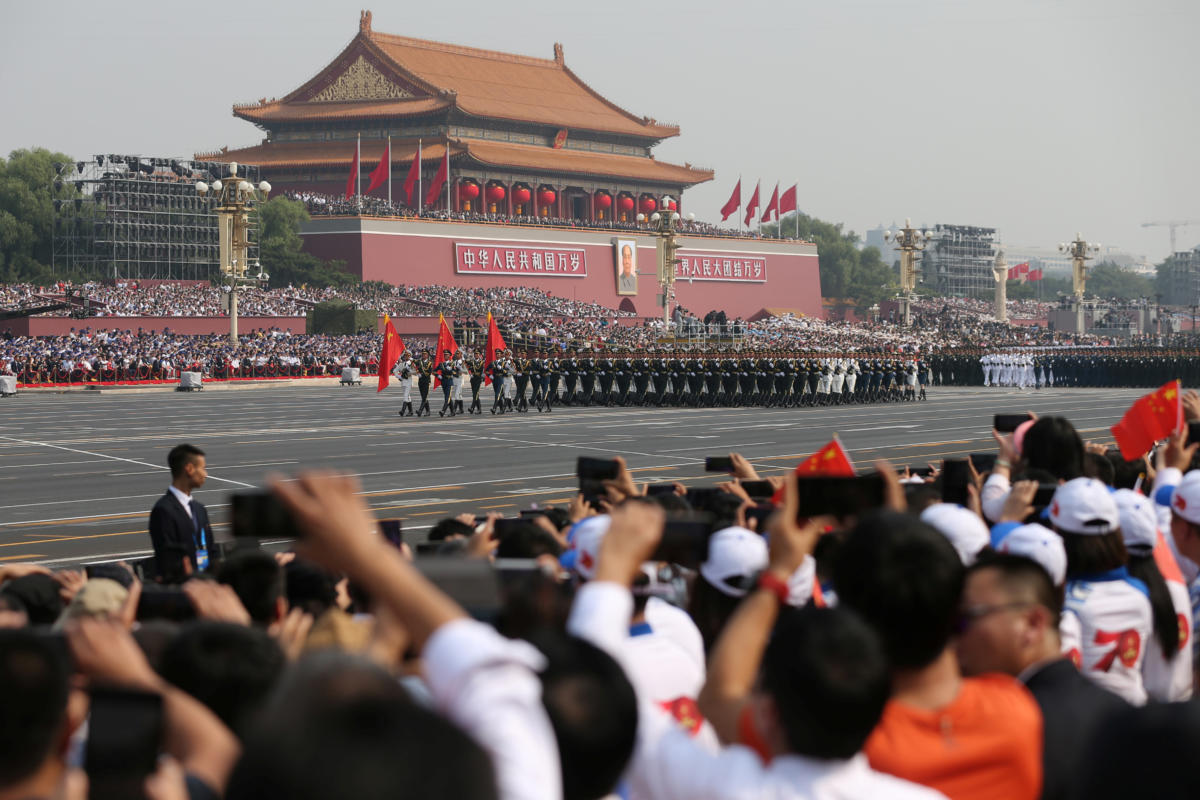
[1048,478,1119,536]
[1113,489,1157,551]
[920,503,990,565]
[1170,470,1200,526]
[699,526,768,597]
[996,523,1067,586]
[567,515,611,580]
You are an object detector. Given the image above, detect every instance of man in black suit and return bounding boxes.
[148,443,211,582]
[957,553,1127,800]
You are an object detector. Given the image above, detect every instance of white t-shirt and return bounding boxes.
[1064,569,1153,705]
[1141,579,1194,702]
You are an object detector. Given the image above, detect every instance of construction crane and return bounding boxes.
[1142,220,1200,254]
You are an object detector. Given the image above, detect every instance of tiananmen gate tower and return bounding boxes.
[198,10,822,320]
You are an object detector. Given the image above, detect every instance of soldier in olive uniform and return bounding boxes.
[416,352,433,417]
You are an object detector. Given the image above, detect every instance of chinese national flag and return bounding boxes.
[432,313,458,388]
[376,314,405,392]
[719,179,741,222]
[1111,380,1182,460]
[772,438,856,504]
[365,139,390,195]
[482,312,507,386]
[1027,268,1043,281]
[1007,266,1017,281]
[760,183,780,223]
[743,181,761,227]
[424,147,448,208]
[344,141,359,200]
[403,142,422,205]
[778,184,797,216]
[1015,262,1030,275]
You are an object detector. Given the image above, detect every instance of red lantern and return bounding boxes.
[486,184,506,202]
[513,186,531,204]
[594,193,612,210]
[640,197,657,213]
[538,189,557,206]
[460,182,480,200]
[665,199,677,211]
[618,196,635,212]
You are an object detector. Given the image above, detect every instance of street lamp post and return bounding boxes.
[196,162,271,343]
[1058,233,1100,333]
[883,218,933,326]
[993,246,1008,323]
[639,200,692,332]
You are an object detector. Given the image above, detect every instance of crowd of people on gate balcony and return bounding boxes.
[5,397,1200,799]
[282,191,782,240]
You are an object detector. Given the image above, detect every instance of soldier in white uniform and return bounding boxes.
[396,354,414,417]
[451,354,466,414]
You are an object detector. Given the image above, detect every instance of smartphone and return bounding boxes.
[704,456,735,473]
[744,504,774,531]
[379,519,403,550]
[415,558,501,621]
[1187,421,1200,447]
[795,475,886,519]
[942,459,970,506]
[740,480,774,499]
[909,466,935,478]
[85,688,164,800]
[85,563,135,589]
[650,512,716,568]
[577,457,620,481]
[646,482,678,497]
[1032,482,1058,507]
[231,490,300,541]
[518,509,548,519]
[994,413,1034,433]
[136,584,195,622]
[493,518,527,540]
[969,453,998,473]
[685,487,722,511]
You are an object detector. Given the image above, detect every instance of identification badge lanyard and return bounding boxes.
[192,511,209,571]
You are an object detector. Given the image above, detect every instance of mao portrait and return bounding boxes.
[615,239,638,295]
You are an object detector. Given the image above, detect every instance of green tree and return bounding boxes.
[253,196,355,289]
[1085,261,1154,299]
[763,212,898,307]
[0,147,77,282]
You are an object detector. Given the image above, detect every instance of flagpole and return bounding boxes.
[445,140,451,215]
[387,134,392,207]
[417,139,422,213]
[356,133,362,212]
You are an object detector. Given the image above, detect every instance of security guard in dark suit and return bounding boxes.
[148,444,211,582]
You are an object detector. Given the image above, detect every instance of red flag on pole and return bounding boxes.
[778,184,798,216]
[482,312,507,386]
[719,179,741,222]
[760,182,780,223]
[403,141,421,205]
[344,141,359,200]
[1110,380,1183,460]
[366,139,390,195]
[1027,268,1043,281]
[743,181,761,227]
[425,145,448,208]
[1014,262,1030,276]
[432,313,458,388]
[376,314,405,392]
[771,438,856,504]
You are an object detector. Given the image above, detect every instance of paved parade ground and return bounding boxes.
[0,384,1152,568]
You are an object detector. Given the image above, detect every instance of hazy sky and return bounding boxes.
[4,0,1196,261]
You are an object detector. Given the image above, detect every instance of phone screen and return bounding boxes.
[231,491,300,541]
[942,459,970,506]
[577,457,619,481]
[646,483,678,497]
[86,688,163,800]
[795,475,886,519]
[994,413,1033,433]
[379,519,403,549]
[740,480,774,499]
[704,456,735,473]
[650,513,715,568]
[969,453,998,473]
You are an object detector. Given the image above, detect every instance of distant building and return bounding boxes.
[922,224,997,297]
[863,225,898,266]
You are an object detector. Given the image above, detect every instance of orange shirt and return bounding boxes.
[864,674,1043,800]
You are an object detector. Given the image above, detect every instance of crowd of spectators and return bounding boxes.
[284,190,779,241]
[4,395,1200,799]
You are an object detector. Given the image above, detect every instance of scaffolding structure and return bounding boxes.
[922,224,997,298]
[51,156,260,281]
[1160,247,1200,307]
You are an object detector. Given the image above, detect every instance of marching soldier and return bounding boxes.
[452,351,466,414]
[467,351,485,414]
[415,351,433,417]
[437,351,457,417]
[397,352,415,417]
[490,348,508,415]
[514,350,531,413]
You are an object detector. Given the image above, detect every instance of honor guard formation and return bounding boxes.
[389,348,934,416]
